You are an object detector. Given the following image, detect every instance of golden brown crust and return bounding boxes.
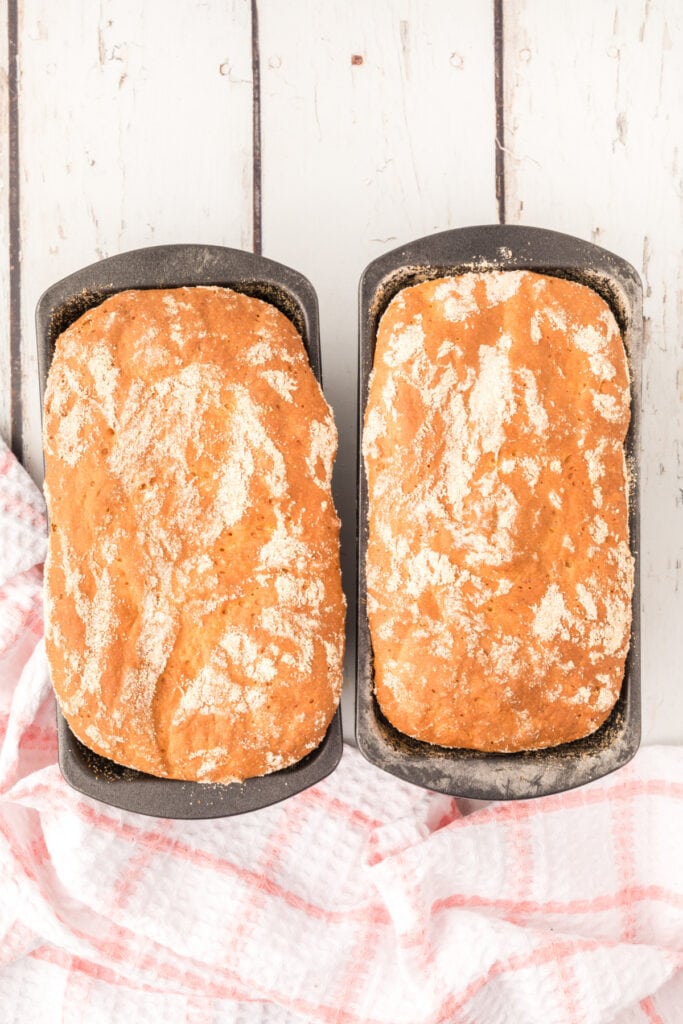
[44,287,345,782]
[363,271,633,752]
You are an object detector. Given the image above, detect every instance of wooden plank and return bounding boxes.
[0,0,12,446]
[17,0,254,482]
[503,0,683,743]
[259,0,498,733]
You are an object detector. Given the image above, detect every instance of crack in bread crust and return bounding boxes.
[363,271,633,752]
[44,287,345,783]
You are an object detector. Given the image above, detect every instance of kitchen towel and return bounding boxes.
[1,436,682,1024]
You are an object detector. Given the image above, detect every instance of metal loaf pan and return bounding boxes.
[37,243,342,819]
[356,224,642,801]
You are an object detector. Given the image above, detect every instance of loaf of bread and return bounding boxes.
[44,286,345,783]
[363,270,633,751]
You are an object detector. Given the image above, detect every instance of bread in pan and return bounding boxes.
[363,270,633,751]
[44,286,345,783]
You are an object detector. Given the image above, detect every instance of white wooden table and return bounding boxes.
[1,0,681,745]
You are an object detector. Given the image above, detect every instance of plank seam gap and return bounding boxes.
[8,0,23,460]
[494,0,506,225]
[251,0,262,255]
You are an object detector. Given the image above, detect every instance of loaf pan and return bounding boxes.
[357,224,642,800]
[36,243,343,819]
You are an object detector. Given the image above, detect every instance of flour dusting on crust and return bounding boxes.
[363,270,633,752]
[43,287,346,783]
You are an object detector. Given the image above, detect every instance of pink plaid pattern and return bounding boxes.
[1,437,682,1024]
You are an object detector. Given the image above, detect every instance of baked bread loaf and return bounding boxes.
[363,270,633,751]
[44,286,345,783]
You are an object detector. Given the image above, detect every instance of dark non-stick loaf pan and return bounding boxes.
[356,224,642,801]
[37,243,343,819]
